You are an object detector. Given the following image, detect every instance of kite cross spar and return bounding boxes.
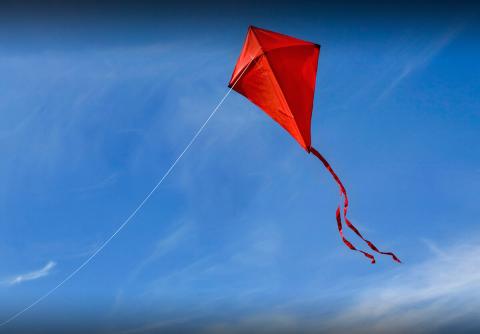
[228,26,400,264]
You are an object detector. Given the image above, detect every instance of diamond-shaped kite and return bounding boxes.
[229,26,400,263]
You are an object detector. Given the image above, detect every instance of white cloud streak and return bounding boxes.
[129,222,193,283]
[2,261,56,287]
[375,24,463,104]
[328,237,480,332]
[72,172,120,193]
[123,236,480,333]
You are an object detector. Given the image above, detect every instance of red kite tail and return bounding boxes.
[309,146,401,264]
[336,206,376,264]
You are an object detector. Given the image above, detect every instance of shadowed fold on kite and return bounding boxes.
[229,25,319,150]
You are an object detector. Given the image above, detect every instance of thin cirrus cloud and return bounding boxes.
[374,24,464,104]
[2,261,56,287]
[327,236,480,332]
[152,235,480,333]
[127,222,193,283]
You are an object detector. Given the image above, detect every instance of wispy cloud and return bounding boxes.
[72,171,120,193]
[2,261,56,287]
[110,223,193,315]
[120,235,480,333]
[375,24,463,104]
[145,221,282,293]
[327,237,480,332]
[128,222,193,282]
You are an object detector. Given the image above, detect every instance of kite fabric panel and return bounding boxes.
[229,26,400,264]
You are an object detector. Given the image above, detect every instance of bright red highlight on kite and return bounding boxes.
[230,26,400,264]
[228,26,319,150]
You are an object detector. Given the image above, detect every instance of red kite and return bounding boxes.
[229,26,400,264]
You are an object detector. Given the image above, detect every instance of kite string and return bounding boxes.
[0,56,257,328]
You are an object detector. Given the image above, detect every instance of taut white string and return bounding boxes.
[0,55,257,328]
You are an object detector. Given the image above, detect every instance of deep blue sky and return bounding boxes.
[0,1,479,332]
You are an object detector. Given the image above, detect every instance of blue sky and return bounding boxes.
[0,2,479,332]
